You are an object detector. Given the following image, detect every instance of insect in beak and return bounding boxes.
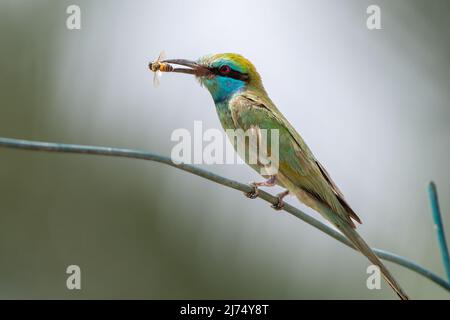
[148,52,212,86]
[149,58,211,77]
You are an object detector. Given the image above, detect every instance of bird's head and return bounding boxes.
[162,53,265,103]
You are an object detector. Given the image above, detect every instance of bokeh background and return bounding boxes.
[0,0,449,299]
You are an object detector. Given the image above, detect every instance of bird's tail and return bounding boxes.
[335,220,409,300]
[291,188,409,299]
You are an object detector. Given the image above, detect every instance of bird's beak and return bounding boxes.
[162,59,211,77]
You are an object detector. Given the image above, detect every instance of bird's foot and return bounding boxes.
[244,176,276,199]
[271,190,289,211]
[245,183,260,199]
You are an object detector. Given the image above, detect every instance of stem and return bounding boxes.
[428,182,450,282]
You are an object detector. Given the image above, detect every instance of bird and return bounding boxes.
[155,53,409,300]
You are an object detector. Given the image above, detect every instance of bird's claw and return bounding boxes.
[245,183,259,199]
[271,199,285,211]
[271,190,289,211]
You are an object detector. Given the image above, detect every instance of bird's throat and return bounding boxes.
[203,77,246,104]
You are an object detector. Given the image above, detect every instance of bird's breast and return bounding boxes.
[214,101,277,176]
[214,101,237,131]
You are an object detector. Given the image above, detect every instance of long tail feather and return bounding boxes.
[336,220,409,300]
[300,195,410,300]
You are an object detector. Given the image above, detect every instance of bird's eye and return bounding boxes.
[219,65,231,75]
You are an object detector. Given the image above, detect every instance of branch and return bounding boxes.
[428,182,450,282]
[1,136,449,292]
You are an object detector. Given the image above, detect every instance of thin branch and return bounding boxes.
[428,182,450,282]
[1,136,449,292]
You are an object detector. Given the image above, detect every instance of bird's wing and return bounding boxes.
[229,91,361,226]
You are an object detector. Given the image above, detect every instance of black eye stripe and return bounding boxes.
[211,67,249,82]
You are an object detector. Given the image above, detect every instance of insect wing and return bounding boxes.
[157,50,166,62]
[152,51,166,87]
[153,70,162,87]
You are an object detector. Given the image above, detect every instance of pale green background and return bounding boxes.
[0,0,449,299]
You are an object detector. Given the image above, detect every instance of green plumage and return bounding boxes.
[174,53,409,299]
[199,54,360,227]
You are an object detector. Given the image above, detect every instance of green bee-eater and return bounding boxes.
[153,53,409,300]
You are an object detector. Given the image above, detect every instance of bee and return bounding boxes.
[149,51,173,87]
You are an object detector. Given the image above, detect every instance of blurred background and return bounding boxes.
[0,0,449,299]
